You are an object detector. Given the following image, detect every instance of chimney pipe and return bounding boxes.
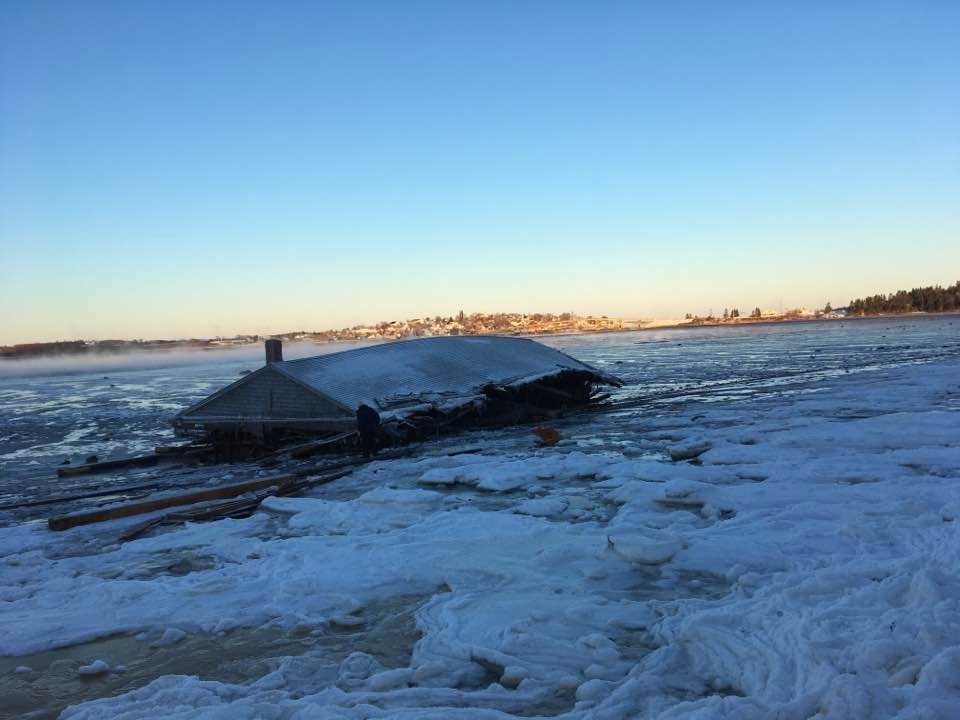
[265,339,283,364]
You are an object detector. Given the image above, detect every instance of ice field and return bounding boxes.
[1,316,958,719]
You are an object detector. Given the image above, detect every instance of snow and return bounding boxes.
[2,355,960,718]
[77,659,110,676]
[417,451,608,491]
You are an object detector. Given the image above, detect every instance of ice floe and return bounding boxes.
[2,355,959,719]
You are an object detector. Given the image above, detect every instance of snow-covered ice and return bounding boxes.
[77,660,110,676]
[1,320,959,718]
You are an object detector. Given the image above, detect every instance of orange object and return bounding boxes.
[532,427,560,447]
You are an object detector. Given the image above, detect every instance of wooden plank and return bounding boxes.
[155,444,210,456]
[48,474,296,531]
[447,447,483,457]
[289,431,357,459]
[278,469,353,495]
[118,469,354,541]
[71,449,414,538]
[0,481,162,511]
[57,454,159,478]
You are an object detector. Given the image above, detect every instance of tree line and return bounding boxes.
[847,281,960,316]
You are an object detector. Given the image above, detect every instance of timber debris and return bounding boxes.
[57,453,159,477]
[47,450,412,534]
[47,474,297,531]
[117,468,353,541]
[55,444,212,478]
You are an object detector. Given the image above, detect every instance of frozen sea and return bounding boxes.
[1,316,959,719]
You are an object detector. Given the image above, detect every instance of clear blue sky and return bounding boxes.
[1,1,957,343]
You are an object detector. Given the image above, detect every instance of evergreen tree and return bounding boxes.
[847,282,959,315]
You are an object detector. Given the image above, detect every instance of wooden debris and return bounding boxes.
[181,446,215,461]
[49,448,414,534]
[48,474,296,531]
[528,382,574,400]
[57,453,159,477]
[118,468,354,541]
[155,444,211,456]
[446,446,483,457]
[0,481,162,512]
[288,431,357,459]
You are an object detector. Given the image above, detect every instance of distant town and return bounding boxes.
[3,280,956,360]
[0,306,853,360]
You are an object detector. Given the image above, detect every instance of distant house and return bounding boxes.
[172,336,621,449]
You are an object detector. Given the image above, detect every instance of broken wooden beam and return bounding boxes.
[118,469,354,541]
[48,473,296,531]
[288,431,358,459]
[51,445,414,534]
[57,453,159,477]
[446,446,483,457]
[155,444,211,456]
[0,481,162,512]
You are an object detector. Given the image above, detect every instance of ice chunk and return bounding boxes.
[77,659,110,676]
[576,678,615,702]
[358,486,443,506]
[514,496,569,516]
[608,534,683,564]
[669,441,711,462]
[366,667,413,691]
[150,627,187,647]
[337,652,384,689]
[500,665,529,689]
[916,647,960,692]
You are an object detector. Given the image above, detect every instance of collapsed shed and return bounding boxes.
[172,336,622,455]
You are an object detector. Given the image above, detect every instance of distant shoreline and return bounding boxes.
[631,310,960,334]
[4,310,957,362]
[527,310,959,341]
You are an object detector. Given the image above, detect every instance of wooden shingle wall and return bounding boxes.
[186,367,349,420]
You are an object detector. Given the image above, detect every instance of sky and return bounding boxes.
[1,1,958,344]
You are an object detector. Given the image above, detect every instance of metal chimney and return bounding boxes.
[265,338,283,364]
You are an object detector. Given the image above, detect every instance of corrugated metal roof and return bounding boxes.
[271,336,619,413]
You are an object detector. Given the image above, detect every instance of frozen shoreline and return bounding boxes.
[2,353,959,718]
[4,312,957,377]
